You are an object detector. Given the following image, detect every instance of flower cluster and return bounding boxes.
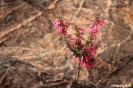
[53,13,104,68]
[89,15,104,40]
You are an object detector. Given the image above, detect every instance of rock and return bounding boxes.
[5,14,12,22]
[0,55,96,88]
[0,0,132,88]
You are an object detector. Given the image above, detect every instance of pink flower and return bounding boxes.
[89,26,98,34]
[89,22,93,29]
[80,36,85,40]
[70,39,76,43]
[79,54,97,68]
[94,26,98,33]
[92,48,97,54]
[92,33,96,40]
[78,28,84,31]
[53,15,104,69]
[66,49,70,53]
[85,56,91,62]
[84,61,96,68]
[57,27,63,34]
[86,47,90,53]
[89,29,93,34]
[53,20,60,28]
[72,55,77,62]
[78,28,84,34]
[91,18,95,21]
[78,41,84,48]
[89,62,97,68]
[89,62,93,67]
[64,24,69,29]
[83,62,89,68]
[63,45,67,49]
[65,33,70,39]
[98,19,104,26]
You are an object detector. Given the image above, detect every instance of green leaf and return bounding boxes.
[86,40,90,44]
[56,14,62,19]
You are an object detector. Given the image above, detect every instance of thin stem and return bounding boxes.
[77,59,81,80]
[63,34,74,51]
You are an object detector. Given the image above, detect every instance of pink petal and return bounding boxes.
[89,62,93,68]
[66,49,70,54]
[86,56,91,61]
[98,19,104,26]
[63,46,67,50]
[91,18,95,21]
[70,39,76,43]
[53,20,60,28]
[65,33,70,39]
[89,22,94,28]
[64,24,69,29]
[92,33,96,40]
[53,20,58,24]
[72,55,77,63]
[94,49,97,54]
[83,63,89,68]
[98,19,104,23]
[89,26,98,34]
[94,26,99,33]
[79,28,84,31]
[57,27,63,34]
[80,36,85,40]
[89,28,94,34]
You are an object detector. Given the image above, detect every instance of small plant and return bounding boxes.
[53,13,104,79]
